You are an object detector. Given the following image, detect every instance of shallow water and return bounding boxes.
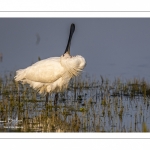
[0,75,150,132]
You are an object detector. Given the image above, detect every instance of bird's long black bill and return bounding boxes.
[64,23,75,54]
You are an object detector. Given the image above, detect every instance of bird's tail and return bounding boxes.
[14,69,26,82]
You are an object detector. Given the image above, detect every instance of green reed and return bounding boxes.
[0,73,150,132]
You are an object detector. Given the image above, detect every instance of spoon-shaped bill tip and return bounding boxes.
[70,23,75,34]
[64,23,75,54]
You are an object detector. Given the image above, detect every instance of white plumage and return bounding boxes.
[15,54,86,94]
[14,24,86,97]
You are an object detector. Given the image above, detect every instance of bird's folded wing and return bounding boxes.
[16,57,65,83]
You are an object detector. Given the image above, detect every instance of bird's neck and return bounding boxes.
[62,52,71,58]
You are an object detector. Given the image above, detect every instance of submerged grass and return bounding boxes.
[0,73,150,132]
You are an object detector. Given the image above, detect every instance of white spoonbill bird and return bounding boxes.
[14,23,86,105]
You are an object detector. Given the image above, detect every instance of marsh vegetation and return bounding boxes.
[0,73,150,132]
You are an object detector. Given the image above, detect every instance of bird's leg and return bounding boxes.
[54,93,58,116]
[45,93,49,105]
[54,93,58,106]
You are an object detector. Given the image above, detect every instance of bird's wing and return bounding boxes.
[16,57,65,83]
